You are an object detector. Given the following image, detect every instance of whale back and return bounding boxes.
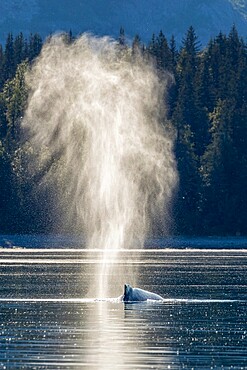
[123,284,163,302]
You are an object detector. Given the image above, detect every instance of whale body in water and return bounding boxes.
[122,284,163,302]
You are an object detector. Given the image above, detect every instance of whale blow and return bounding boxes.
[23,34,178,298]
[122,284,163,302]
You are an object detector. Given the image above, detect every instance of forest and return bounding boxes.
[0,26,246,236]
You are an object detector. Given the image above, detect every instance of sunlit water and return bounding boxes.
[0,236,247,369]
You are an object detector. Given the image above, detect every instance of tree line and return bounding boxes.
[0,27,246,235]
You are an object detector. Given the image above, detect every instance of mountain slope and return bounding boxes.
[0,0,246,45]
[231,0,247,18]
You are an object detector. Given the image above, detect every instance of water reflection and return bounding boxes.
[83,301,176,369]
[1,299,247,369]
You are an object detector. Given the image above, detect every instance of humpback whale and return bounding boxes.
[122,284,163,302]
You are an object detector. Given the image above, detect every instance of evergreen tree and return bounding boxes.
[3,33,15,82]
[166,35,178,118]
[2,61,28,152]
[132,34,142,57]
[207,32,229,101]
[28,33,42,61]
[0,61,29,232]
[174,27,201,149]
[14,32,27,66]
[169,35,178,74]
[172,27,206,232]
[201,99,238,233]
[174,124,201,234]
[0,44,4,89]
[156,31,172,71]
[147,31,176,73]
[118,27,126,47]
[192,54,212,154]
[67,29,74,44]
[148,33,158,58]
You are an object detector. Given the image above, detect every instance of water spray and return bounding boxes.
[23,34,177,297]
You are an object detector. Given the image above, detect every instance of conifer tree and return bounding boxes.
[169,35,178,74]
[0,61,29,233]
[132,34,142,57]
[174,26,200,135]
[3,33,15,82]
[174,124,201,234]
[118,27,126,46]
[201,99,237,233]
[0,44,4,88]
[156,31,172,71]
[28,33,42,61]
[172,27,204,232]
[14,32,27,66]
[2,61,28,152]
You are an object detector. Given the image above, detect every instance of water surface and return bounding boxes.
[0,237,246,369]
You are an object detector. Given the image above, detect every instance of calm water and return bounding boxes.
[0,236,247,369]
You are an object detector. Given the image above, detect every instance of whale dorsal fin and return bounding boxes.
[123,283,132,301]
[124,284,131,294]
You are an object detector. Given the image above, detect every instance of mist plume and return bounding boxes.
[23,34,178,297]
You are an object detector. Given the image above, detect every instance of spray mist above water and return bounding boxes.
[23,34,177,296]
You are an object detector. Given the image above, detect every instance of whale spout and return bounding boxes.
[122,284,163,302]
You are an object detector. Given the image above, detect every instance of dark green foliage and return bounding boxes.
[3,33,15,82]
[174,124,201,234]
[147,31,176,73]
[118,27,126,46]
[198,26,247,235]
[201,99,238,233]
[147,25,247,235]
[14,32,28,66]
[0,27,246,235]
[0,33,45,233]
[2,62,28,151]
[28,33,43,62]
[132,34,142,58]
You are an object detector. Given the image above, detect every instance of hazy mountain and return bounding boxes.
[230,0,247,18]
[0,0,246,45]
